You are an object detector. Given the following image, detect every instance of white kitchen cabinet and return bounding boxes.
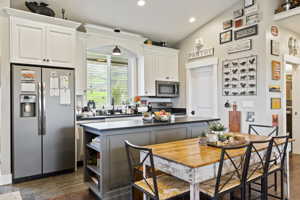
[140,45,179,96]
[10,17,46,65]
[10,14,79,68]
[46,25,76,67]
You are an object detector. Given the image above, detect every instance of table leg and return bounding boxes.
[190,184,200,200]
[283,150,290,199]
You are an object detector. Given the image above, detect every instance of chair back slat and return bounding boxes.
[270,135,289,169]
[248,124,278,137]
[125,140,160,199]
[215,144,252,195]
[247,139,274,180]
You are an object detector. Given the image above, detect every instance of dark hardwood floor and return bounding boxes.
[0,155,299,200]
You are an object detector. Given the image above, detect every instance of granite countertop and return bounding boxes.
[76,114,142,121]
[80,117,220,131]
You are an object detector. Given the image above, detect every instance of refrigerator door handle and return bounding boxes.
[42,82,47,135]
[38,82,42,135]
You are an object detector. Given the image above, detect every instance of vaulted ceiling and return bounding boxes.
[11,0,239,45]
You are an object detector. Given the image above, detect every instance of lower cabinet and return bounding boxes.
[152,127,188,144]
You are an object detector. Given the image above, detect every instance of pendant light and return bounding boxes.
[112,45,121,56]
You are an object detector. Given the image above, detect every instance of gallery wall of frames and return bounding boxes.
[223,55,257,96]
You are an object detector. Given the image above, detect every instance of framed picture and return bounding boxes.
[271,98,281,110]
[223,20,233,30]
[245,4,258,15]
[272,114,279,126]
[271,25,279,37]
[271,40,280,56]
[244,0,255,8]
[227,39,252,54]
[246,14,260,25]
[269,85,281,93]
[220,30,232,44]
[234,24,258,40]
[233,9,244,18]
[246,112,255,122]
[272,60,281,80]
[234,18,243,28]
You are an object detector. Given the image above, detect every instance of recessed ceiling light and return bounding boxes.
[137,0,146,7]
[189,17,196,23]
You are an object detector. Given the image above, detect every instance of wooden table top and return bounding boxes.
[144,133,290,168]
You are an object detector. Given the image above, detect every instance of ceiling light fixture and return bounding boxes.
[112,45,122,56]
[189,17,196,23]
[137,0,146,7]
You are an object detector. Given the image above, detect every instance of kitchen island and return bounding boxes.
[81,117,219,200]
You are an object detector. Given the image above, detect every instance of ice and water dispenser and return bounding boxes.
[20,95,36,117]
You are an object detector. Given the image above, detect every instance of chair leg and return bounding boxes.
[281,170,284,200]
[241,185,246,200]
[248,183,252,200]
[274,172,278,192]
[261,176,268,200]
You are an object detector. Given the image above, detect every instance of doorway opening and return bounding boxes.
[283,55,300,154]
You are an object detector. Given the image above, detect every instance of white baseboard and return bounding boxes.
[0,173,12,185]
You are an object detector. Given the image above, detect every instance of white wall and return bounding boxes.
[0,0,11,180]
[175,0,300,134]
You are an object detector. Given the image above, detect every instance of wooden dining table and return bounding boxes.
[140,133,292,200]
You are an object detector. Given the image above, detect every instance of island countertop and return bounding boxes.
[80,116,219,131]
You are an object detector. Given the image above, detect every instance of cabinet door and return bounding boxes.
[157,54,179,81]
[11,17,46,65]
[46,26,75,67]
[144,54,156,96]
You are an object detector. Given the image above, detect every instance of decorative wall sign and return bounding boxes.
[220,30,232,44]
[271,98,281,110]
[227,39,252,54]
[244,0,255,8]
[246,112,255,122]
[222,55,257,96]
[271,40,280,56]
[234,18,243,28]
[271,60,281,80]
[246,14,260,25]
[223,20,233,30]
[272,114,279,126]
[188,48,214,60]
[245,3,258,14]
[269,85,281,93]
[271,26,279,37]
[234,24,258,40]
[233,9,244,18]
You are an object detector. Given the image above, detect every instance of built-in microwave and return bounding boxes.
[156,81,179,97]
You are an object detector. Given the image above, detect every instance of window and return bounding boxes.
[86,54,130,106]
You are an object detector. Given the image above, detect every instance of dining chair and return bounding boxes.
[248,124,279,192]
[248,124,279,137]
[198,144,252,200]
[248,135,290,200]
[246,138,274,200]
[124,140,190,200]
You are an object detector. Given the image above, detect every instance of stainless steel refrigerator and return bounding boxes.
[12,65,75,181]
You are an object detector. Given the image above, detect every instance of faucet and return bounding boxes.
[111,97,115,115]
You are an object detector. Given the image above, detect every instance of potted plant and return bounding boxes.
[199,131,208,145]
[209,122,226,136]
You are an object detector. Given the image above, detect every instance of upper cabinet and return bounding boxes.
[139,45,179,96]
[5,8,81,68]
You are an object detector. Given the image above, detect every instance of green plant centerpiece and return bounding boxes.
[209,122,226,135]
